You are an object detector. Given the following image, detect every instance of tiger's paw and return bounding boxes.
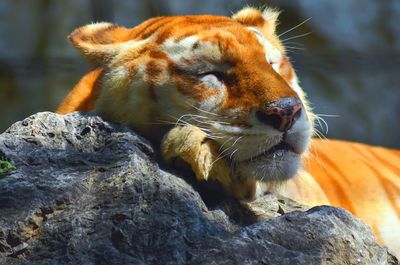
[161,125,222,182]
[161,125,258,201]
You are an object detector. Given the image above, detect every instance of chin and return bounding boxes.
[236,149,301,182]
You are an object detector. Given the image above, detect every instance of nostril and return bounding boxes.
[256,111,282,130]
[256,96,303,132]
[292,107,302,123]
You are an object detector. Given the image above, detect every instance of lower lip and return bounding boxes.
[246,141,296,161]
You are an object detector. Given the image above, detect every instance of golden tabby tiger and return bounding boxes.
[56,7,400,257]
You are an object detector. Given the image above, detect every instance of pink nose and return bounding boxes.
[256,97,302,132]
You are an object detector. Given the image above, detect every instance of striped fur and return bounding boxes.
[310,140,400,254]
[57,7,399,257]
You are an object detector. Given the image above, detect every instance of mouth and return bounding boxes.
[243,140,297,162]
[235,139,303,183]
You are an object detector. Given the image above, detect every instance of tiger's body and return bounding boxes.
[291,139,400,254]
[57,7,400,256]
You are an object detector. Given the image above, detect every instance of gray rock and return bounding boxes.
[0,112,397,265]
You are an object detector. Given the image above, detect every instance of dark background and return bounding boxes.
[0,0,399,148]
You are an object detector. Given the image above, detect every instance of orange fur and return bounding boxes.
[56,8,400,257]
[303,139,400,246]
[59,15,298,116]
[56,67,104,114]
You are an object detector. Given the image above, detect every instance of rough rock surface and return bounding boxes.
[0,112,397,265]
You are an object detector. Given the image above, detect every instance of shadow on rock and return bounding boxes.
[0,112,397,265]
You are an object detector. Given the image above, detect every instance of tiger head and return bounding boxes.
[68,7,314,183]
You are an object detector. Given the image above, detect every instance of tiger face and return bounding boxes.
[68,7,314,183]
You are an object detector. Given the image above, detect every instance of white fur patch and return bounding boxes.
[96,65,154,127]
[162,36,199,62]
[161,36,228,115]
[161,36,222,66]
[199,74,224,89]
[198,89,226,113]
[111,38,150,64]
[85,22,114,34]
[247,27,282,72]
[380,214,400,258]
[290,76,305,98]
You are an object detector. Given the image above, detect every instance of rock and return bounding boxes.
[0,112,397,265]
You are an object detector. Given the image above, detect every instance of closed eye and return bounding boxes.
[197,71,227,81]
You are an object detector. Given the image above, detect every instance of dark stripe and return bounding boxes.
[316,150,352,185]
[364,163,400,216]
[310,151,356,213]
[351,143,400,175]
[317,167,356,214]
[132,17,167,39]
[370,148,400,174]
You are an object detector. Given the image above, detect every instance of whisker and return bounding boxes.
[285,46,305,51]
[231,135,244,148]
[313,115,326,135]
[174,113,205,127]
[306,138,331,171]
[284,41,305,47]
[192,118,230,126]
[188,103,220,117]
[278,17,312,38]
[173,114,189,127]
[229,148,239,160]
[313,112,338,135]
[212,134,244,166]
[218,136,234,152]
[313,129,327,140]
[183,114,209,121]
[146,120,173,125]
[282,31,313,43]
[166,115,209,133]
[319,117,329,134]
[315,113,340,118]
[220,136,242,155]
[211,142,239,168]
[172,114,231,142]
[210,143,234,168]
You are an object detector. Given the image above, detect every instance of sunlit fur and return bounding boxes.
[58,7,313,184]
[57,7,399,257]
[296,139,400,257]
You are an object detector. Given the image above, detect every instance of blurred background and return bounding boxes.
[0,0,399,148]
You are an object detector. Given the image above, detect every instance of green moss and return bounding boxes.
[0,160,16,175]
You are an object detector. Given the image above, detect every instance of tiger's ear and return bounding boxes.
[68,22,144,63]
[232,7,280,36]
